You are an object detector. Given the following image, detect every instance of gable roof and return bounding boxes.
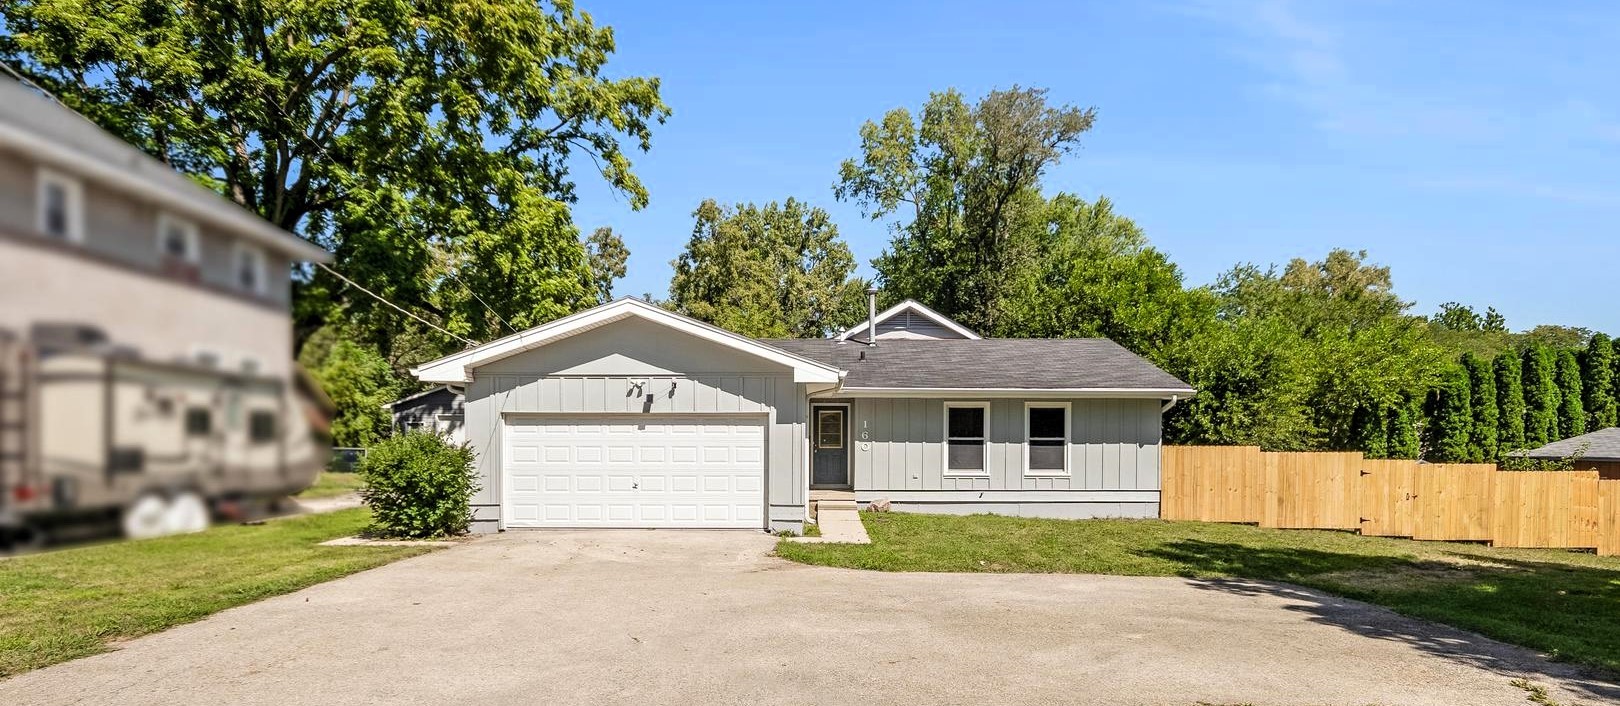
[762,338,1193,396]
[410,298,845,384]
[390,385,463,410]
[0,78,328,262]
[835,300,981,341]
[1525,427,1620,462]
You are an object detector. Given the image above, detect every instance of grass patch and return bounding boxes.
[0,508,430,678]
[296,471,364,499]
[777,512,1620,674]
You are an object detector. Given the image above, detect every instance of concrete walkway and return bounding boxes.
[787,505,871,544]
[1,530,1614,705]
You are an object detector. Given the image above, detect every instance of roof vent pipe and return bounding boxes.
[865,286,879,346]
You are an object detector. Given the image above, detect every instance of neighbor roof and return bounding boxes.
[0,78,328,262]
[762,338,1194,395]
[1525,427,1620,462]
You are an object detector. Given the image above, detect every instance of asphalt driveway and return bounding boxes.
[2,531,1615,705]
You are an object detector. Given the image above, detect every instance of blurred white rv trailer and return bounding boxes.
[0,77,331,545]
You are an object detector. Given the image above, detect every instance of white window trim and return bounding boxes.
[156,212,202,264]
[1023,401,1071,477]
[37,168,84,243]
[232,242,268,295]
[942,401,990,478]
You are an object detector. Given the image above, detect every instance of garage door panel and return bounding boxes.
[504,416,766,529]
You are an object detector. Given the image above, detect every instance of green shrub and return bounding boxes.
[356,432,478,538]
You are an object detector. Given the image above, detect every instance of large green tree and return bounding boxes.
[1556,349,1586,439]
[1522,344,1561,447]
[1425,363,1473,462]
[1494,350,1527,454]
[584,226,630,304]
[1462,352,1499,462]
[1581,333,1617,430]
[298,326,402,447]
[835,86,1095,334]
[2,0,669,358]
[1212,250,1444,452]
[668,199,866,338]
[999,194,1215,364]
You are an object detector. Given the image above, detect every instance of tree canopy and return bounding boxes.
[836,87,1095,334]
[667,199,866,339]
[2,0,669,360]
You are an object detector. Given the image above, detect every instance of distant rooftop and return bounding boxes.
[1524,427,1620,462]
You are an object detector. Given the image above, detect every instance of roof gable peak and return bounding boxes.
[835,299,981,341]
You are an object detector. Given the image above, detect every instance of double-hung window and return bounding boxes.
[1024,402,1070,476]
[944,402,988,476]
[233,243,267,295]
[37,169,83,242]
[157,213,201,264]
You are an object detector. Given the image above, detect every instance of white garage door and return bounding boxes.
[503,415,766,529]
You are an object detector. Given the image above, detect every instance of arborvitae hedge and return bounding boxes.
[1427,363,1473,462]
[1522,344,1561,448]
[1462,353,1498,462]
[1583,333,1617,430]
[1556,349,1586,439]
[1353,403,1390,459]
[1494,350,1526,454]
[1387,393,1423,459]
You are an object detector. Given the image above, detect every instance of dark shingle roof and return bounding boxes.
[760,338,1193,392]
[1525,427,1620,462]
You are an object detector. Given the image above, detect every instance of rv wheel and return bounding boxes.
[164,491,211,534]
[121,494,171,539]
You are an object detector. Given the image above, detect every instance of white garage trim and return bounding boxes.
[501,413,768,529]
[412,298,844,384]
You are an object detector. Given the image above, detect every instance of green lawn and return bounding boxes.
[0,508,430,678]
[296,471,365,499]
[777,512,1620,675]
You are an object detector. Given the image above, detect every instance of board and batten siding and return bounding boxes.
[463,373,806,532]
[837,397,1162,518]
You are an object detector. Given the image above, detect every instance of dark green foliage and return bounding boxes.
[3,0,670,360]
[1495,351,1527,454]
[668,199,866,338]
[1387,394,1423,459]
[1462,353,1499,462]
[357,433,478,538]
[1353,403,1390,459]
[837,87,1095,334]
[1582,334,1617,430]
[1557,349,1586,439]
[298,327,403,448]
[1425,364,1473,462]
[1521,345,1561,448]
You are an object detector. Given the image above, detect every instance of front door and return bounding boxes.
[811,406,849,487]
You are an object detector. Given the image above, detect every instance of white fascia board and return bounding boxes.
[820,387,1197,399]
[0,121,330,263]
[835,300,982,341]
[410,298,845,384]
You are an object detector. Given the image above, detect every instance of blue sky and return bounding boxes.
[568,0,1620,334]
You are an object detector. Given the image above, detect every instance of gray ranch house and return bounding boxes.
[410,297,1194,534]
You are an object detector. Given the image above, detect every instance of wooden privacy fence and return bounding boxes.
[1161,446,1620,556]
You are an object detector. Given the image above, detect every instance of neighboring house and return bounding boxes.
[411,296,1194,534]
[1524,427,1620,478]
[391,385,466,445]
[0,77,331,539]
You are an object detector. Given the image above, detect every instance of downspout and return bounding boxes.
[1161,395,1180,413]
